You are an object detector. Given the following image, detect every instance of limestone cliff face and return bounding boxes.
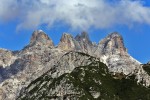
[94,32,139,74]
[58,32,96,54]
[17,52,150,100]
[0,30,62,100]
[75,32,97,55]
[17,52,105,100]
[30,30,54,47]
[94,32,150,87]
[0,49,17,68]
[97,32,127,56]
[58,33,79,51]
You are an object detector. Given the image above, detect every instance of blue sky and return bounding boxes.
[0,0,150,63]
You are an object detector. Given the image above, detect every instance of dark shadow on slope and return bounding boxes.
[0,58,27,83]
[143,64,150,76]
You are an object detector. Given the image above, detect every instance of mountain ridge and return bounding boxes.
[0,30,149,100]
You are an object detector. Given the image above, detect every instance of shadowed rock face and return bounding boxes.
[75,31,92,44]
[0,30,150,100]
[75,32,96,54]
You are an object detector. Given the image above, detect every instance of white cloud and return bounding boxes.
[0,0,19,21]
[0,0,150,31]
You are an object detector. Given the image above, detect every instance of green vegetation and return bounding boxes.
[143,64,150,76]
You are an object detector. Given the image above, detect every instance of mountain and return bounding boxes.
[0,30,150,100]
[0,30,64,100]
[17,52,150,100]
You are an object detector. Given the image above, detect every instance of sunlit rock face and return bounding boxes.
[96,32,127,56]
[30,30,54,47]
[94,32,150,87]
[0,49,17,68]
[58,32,96,54]
[94,32,137,74]
[0,30,63,100]
[0,30,150,100]
[58,33,78,51]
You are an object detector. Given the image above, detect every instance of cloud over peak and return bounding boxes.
[0,0,150,31]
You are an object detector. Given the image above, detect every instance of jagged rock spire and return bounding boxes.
[58,33,79,51]
[75,31,92,44]
[74,32,95,54]
[29,30,54,47]
[97,32,127,56]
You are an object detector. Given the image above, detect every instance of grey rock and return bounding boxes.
[0,49,17,68]
[75,31,97,55]
[94,32,150,86]
[29,30,54,48]
[58,33,79,51]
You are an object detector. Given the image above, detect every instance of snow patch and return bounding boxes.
[91,91,100,98]
[101,55,108,65]
[38,30,43,32]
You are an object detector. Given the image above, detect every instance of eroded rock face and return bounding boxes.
[17,52,150,100]
[75,32,91,44]
[0,49,17,68]
[95,32,127,56]
[58,33,78,51]
[0,47,63,100]
[17,52,102,100]
[0,30,63,100]
[94,32,150,86]
[75,32,97,54]
[94,32,135,74]
[58,32,96,54]
[30,30,54,47]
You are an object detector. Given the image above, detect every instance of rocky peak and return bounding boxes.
[58,33,76,51]
[107,32,122,39]
[98,32,127,56]
[75,31,92,44]
[74,32,95,54]
[60,33,73,42]
[147,61,150,64]
[29,30,54,47]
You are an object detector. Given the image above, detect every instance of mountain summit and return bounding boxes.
[58,33,77,51]
[75,32,95,54]
[30,30,54,47]
[75,31,92,44]
[98,32,127,56]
